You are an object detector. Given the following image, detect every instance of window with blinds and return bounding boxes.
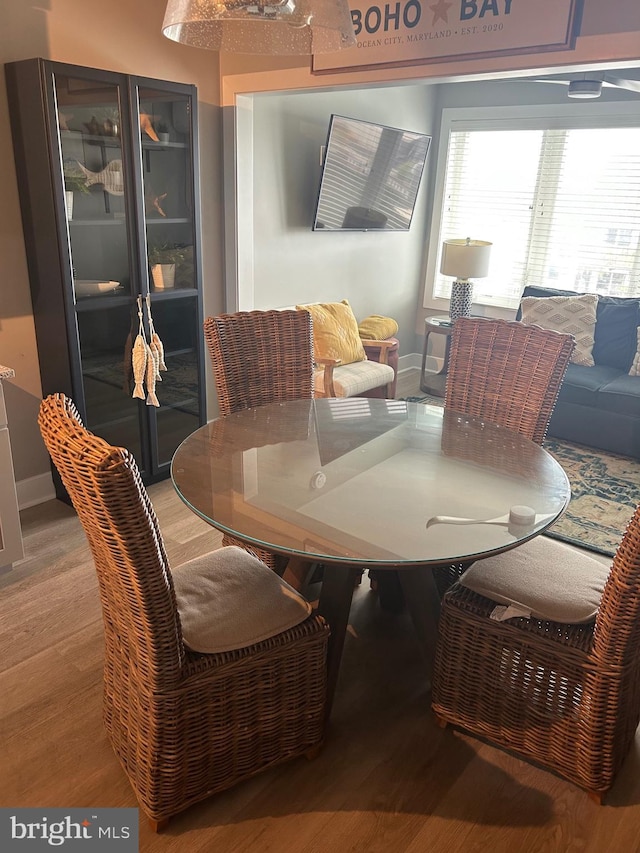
[434,125,640,307]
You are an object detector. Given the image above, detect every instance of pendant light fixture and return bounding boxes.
[162,0,356,55]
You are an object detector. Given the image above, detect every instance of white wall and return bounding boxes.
[245,84,437,357]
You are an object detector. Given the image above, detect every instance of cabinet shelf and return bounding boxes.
[142,141,187,150]
[146,218,192,226]
[62,133,188,151]
[69,218,126,226]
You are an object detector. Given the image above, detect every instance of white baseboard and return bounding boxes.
[398,353,442,373]
[17,472,56,510]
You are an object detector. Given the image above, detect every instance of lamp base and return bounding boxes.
[449,280,473,322]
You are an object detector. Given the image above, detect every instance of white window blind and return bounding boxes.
[435,125,640,306]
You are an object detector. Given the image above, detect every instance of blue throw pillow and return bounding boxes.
[592,299,640,371]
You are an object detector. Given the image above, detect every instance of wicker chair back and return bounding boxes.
[444,317,575,444]
[204,309,314,417]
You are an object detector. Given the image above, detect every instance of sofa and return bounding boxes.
[517,285,640,459]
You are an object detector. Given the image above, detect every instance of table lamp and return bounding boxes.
[440,238,492,321]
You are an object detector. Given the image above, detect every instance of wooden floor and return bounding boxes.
[3,370,640,852]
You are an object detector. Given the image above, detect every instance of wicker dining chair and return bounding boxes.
[38,393,329,831]
[203,309,316,581]
[432,506,640,802]
[434,317,575,594]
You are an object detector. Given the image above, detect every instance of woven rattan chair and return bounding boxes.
[203,309,316,580]
[38,393,329,831]
[432,505,640,802]
[434,317,575,594]
[204,309,315,417]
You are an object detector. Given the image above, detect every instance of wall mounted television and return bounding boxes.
[312,115,431,232]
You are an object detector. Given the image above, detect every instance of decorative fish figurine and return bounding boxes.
[149,336,163,380]
[148,334,162,383]
[76,159,124,195]
[131,333,147,400]
[131,297,148,400]
[146,297,167,373]
[145,342,160,407]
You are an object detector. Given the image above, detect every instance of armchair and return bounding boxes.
[296,300,397,399]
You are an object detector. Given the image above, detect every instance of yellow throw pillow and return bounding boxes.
[358,315,399,340]
[297,300,367,365]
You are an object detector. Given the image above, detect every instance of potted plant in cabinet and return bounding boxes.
[63,164,89,220]
[148,243,186,290]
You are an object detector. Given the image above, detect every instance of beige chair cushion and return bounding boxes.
[519,294,598,366]
[314,360,395,397]
[297,299,367,366]
[173,546,312,653]
[459,535,610,623]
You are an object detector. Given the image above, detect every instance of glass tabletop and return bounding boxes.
[171,398,570,567]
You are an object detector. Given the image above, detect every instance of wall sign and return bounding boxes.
[312,0,579,75]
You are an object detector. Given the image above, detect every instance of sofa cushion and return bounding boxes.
[594,302,639,371]
[297,299,367,366]
[520,285,640,370]
[557,363,623,407]
[597,373,640,418]
[520,293,598,366]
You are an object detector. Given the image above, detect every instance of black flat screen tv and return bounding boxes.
[312,114,431,232]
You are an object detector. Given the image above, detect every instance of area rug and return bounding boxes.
[542,438,639,557]
[405,394,639,557]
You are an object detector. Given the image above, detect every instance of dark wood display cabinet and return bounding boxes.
[6,58,205,500]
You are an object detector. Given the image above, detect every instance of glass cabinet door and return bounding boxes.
[50,70,203,481]
[137,85,197,294]
[54,71,148,468]
[136,84,203,472]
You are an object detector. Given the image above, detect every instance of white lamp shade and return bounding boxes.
[440,239,492,280]
[162,0,356,55]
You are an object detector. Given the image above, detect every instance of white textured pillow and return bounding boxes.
[629,327,640,376]
[459,535,609,623]
[520,294,598,366]
[172,546,312,653]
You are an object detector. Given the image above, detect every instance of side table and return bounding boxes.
[420,317,453,397]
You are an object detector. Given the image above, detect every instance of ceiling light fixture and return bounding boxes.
[567,79,603,99]
[162,0,356,55]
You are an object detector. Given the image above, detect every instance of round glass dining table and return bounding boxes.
[171,397,570,712]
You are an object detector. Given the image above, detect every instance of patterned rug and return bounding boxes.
[404,394,639,557]
[542,438,638,557]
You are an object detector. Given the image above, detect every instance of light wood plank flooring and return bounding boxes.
[2,370,639,852]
